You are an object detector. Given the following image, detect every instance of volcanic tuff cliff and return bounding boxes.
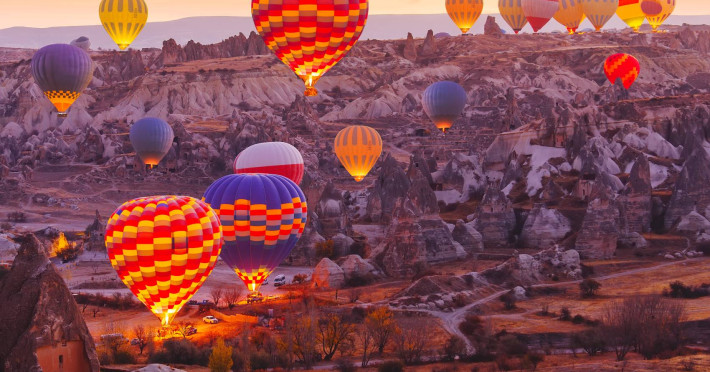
[2,23,710,275]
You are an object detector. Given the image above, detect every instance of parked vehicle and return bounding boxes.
[273,274,286,287]
[174,326,197,336]
[202,315,219,324]
[100,333,128,345]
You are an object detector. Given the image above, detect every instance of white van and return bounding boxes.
[273,274,287,287]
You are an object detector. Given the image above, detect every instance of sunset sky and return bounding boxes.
[1,0,708,29]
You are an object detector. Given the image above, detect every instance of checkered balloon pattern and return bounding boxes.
[105,196,222,326]
[604,53,640,90]
[202,174,308,293]
[251,0,369,96]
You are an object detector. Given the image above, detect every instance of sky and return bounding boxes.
[1,0,709,29]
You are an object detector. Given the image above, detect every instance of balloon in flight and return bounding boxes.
[617,0,646,32]
[522,0,560,33]
[334,125,383,182]
[499,0,529,34]
[99,0,148,50]
[554,0,585,34]
[202,174,308,293]
[130,117,174,167]
[105,195,223,326]
[580,0,618,31]
[31,44,94,117]
[604,53,640,89]
[234,142,305,185]
[422,81,467,134]
[446,0,484,34]
[642,0,675,31]
[251,0,369,97]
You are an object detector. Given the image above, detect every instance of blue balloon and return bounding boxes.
[422,81,467,133]
[130,117,174,167]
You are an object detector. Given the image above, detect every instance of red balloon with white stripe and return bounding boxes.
[522,0,560,32]
[233,142,305,185]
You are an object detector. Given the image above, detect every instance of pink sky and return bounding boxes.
[1,0,708,28]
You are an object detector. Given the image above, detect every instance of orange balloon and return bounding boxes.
[334,126,382,182]
[446,0,484,34]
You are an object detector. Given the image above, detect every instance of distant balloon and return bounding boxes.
[130,117,174,167]
[642,0,674,32]
[446,0,484,34]
[422,81,467,133]
[99,0,148,50]
[522,0,560,33]
[252,0,369,96]
[202,174,307,293]
[435,32,453,38]
[580,0,618,31]
[105,195,222,326]
[499,0,529,34]
[334,125,383,182]
[604,53,640,89]
[617,0,646,32]
[554,0,585,34]
[31,44,94,117]
[70,36,91,51]
[234,142,305,185]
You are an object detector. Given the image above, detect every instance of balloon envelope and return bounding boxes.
[422,81,467,133]
[499,0,529,34]
[105,195,222,326]
[202,174,308,293]
[554,0,584,34]
[334,125,383,182]
[617,0,646,31]
[234,142,305,185]
[580,0,618,31]
[251,0,368,96]
[604,53,640,89]
[522,0,560,32]
[642,0,674,31]
[130,117,174,167]
[99,0,148,50]
[31,44,94,115]
[446,0,484,34]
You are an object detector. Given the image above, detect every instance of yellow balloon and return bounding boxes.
[554,0,585,34]
[446,0,484,34]
[617,0,645,32]
[498,0,528,34]
[99,0,148,50]
[643,0,675,32]
[580,0,618,31]
[334,126,383,182]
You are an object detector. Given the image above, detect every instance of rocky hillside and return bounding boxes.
[1,21,710,277]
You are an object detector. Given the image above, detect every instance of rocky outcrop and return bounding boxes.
[402,33,417,61]
[312,258,344,289]
[665,149,710,230]
[484,16,503,36]
[520,204,572,249]
[366,155,413,223]
[0,234,99,371]
[418,30,438,58]
[474,185,516,249]
[338,255,380,281]
[619,155,652,234]
[451,220,484,254]
[158,32,269,66]
[575,192,620,259]
[316,182,350,238]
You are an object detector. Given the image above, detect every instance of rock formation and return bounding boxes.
[474,185,516,249]
[575,190,620,259]
[520,204,572,249]
[158,32,269,66]
[402,33,418,61]
[451,220,484,254]
[484,16,503,36]
[665,149,710,230]
[619,155,652,234]
[312,258,345,289]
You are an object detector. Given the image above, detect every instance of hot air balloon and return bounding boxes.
[105,195,222,326]
[554,0,584,34]
[99,0,148,50]
[202,174,308,293]
[446,0,484,34]
[522,0,560,32]
[251,0,368,97]
[422,81,467,134]
[234,142,305,185]
[617,0,645,32]
[604,53,640,89]
[31,44,94,117]
[499,0,529,34]
[580,0,618,31]
[334,125,383,182]
[130,117,174,168]
[642,0,674,32]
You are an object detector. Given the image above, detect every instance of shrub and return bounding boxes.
[572,328,606,357]
[316,240,335,259]
[497,335,528,357]
[572,315,585,324]
[249,351,270,371]
[665,281,710,299]
[521,353,544,371]
[500,291,516,310]
[442,335,466,361]
[208,339,233,372]
[293,273,308,284]
[113,344,137,364]
[149,339,210,366]
[377,360,404,372]
[335,358,356,372]
[579,279,602,298]
[559,307,571,321]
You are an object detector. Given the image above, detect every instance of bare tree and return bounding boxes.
[210,288,224,308]
[289,313,318,368]
[317,313,355,361]
[358,324,376,367]
[224,287,245,309]
[91,307,101,318]
[348,288,361,303]
[393,320,429,364]
[174,321,195,339]
[132,324,154,355]
[365,307,397,354]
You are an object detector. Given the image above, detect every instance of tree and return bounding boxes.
[174,321,195,339]
[572,328,606,357]
[318,313,355,361]
[288,314,318,367]
[442,335,466,361]
[132,324,154,355]
[580,279,602,298]
[393,320,429,364]
[358,324,376,368]
[210,288,224,308]
[365,307,397,354]
[224,287,244,309]
[209,338,234,372]
[500,290,517,310]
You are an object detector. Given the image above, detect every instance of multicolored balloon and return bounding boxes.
[234,142,305,185]
[642,0,674,32]
[499,0,529,34]
[554,0,584,34]
[617,0,646,32]
[31,44,94,117]
[130,117,174,167]
[422,81,467,133]
[604,53,640,89]
[105,196,222,326]
[202,174,307,293]
[580,0,618,31]
[446,0,484,34]
[522,0,560,33]
[251,0,369,96]
[334,125,383,182]
[99,0,148,50]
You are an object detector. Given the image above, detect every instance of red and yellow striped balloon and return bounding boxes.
[604,53,640,90]
[105,196,222,326]
[251,0,369,97]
